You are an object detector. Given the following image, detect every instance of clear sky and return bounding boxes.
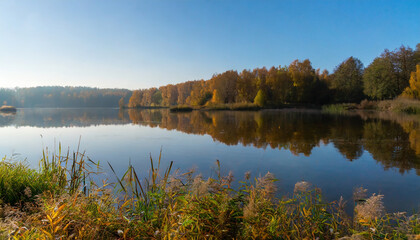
[0,0,419,90]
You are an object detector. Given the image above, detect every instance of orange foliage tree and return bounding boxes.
[402,65,420,99]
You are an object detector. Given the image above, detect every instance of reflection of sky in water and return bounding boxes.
[0,109,419,213]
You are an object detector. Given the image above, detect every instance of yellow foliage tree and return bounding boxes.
[211,89,222,104]
[402,65,420,99]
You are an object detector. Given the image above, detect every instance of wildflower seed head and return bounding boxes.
[355,194,385,221]
[294,181,312,193]
[256,172,277,198]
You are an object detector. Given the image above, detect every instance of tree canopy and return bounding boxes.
[331,57,364,102]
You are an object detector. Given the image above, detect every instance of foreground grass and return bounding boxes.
[0,150,419,239]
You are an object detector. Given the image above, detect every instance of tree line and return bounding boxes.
[0,86,131,108]
[127,43,420,108]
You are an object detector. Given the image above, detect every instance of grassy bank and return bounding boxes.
[323,98,420,115]
[0,149,419,239]
[203,102,262,111]
[376,98,420,114]
[322,103,359,114]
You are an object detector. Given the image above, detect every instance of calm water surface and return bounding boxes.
[1,108,419,212]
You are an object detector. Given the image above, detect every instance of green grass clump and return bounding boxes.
[0,158,58,205]
[0,142,94,207]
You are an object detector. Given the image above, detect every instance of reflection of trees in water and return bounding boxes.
[0,109,131,128]
[363,120,419,174]
[0,113,16,126]
[127,109,420,176]
[329,116,364,161]
[1,108,419,175]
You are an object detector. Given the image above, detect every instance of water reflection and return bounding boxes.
[2,108,420,175]
[125,109,420,175]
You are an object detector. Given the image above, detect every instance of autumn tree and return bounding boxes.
[151,90,163,106]
[128,90,143,108]
[253,67,269,101]
[211,89,222,104]
[266,66,294,105]
[288,59,317,103]
[119,97,125,109]
[160,84,179,106]
[177,81,194,105]
[237,69,257,102]
[402,65,420,99]
[317,69,330,85]
[209,70,238,103]
[186,80,211,106]
[254,89,266,107]
[140,88,157,106]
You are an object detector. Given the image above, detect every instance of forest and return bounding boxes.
[128,43,420,108]
[1,44,419,109]
[0,86,131,108]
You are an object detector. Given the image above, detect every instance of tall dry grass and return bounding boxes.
[0,148,418,239]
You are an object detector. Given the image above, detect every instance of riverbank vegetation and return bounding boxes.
[0,149,418,239]
[126,43,420,111]
[323,97,420,115]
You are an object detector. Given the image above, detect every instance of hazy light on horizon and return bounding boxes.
[0,0,419,90]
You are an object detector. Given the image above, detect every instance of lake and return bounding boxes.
[0,108,419,213]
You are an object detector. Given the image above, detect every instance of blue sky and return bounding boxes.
[0,0,419,90]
